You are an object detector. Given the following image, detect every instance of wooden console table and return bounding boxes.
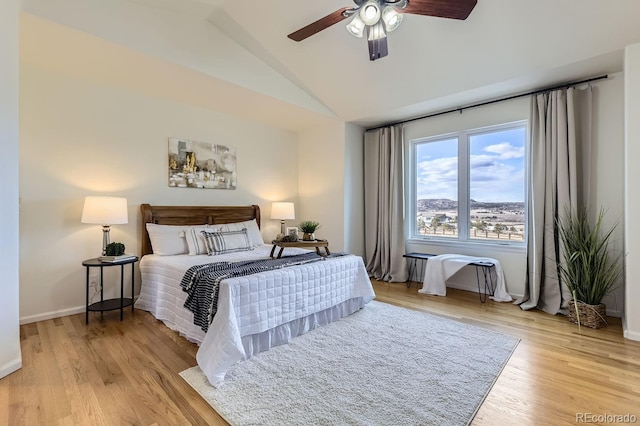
[270,240,330,259]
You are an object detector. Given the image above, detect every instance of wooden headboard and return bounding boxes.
[140,204,261,257]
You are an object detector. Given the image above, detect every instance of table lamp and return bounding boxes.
[270,202,295,237]
[81,196,128,256]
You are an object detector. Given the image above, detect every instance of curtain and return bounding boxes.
[520,86,592,314]
[364,126,408,282]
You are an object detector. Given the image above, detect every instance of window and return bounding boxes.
[411,121,527,245]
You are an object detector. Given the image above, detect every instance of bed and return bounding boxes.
[134,204,375,387]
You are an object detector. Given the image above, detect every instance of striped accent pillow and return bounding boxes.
[186,226,215,255]
[217,219,264,247]
[202,228,254,255]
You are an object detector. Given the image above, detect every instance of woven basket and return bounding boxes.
[568,301,607,329]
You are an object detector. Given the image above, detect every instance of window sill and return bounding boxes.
[406,237,526,255]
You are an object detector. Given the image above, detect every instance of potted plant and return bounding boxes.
[556,206,622,329]
[106,242,126,256]
[299,220,321,241]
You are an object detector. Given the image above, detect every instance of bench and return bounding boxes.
[403,252,497,303]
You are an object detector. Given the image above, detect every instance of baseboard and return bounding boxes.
[19,296,140,324]
[622,316,640,341]
[19,305,85,325]
[0,357,22,379]
[606,307,622,318]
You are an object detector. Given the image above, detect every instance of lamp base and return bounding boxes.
[102,225,111,256]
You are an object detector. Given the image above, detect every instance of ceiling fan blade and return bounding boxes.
[288,8,352,42]
[402,0,477,20]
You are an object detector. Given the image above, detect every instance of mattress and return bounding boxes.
[135,244,375,387]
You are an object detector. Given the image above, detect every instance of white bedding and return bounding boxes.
[135,245,375,387]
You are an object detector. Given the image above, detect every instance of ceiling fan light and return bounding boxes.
[346,15,365,38]
[382,7,403,32]
[360,2,381,26]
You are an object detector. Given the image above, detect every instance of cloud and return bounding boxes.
[470,155,495,169]
[416,156,458,199]
[484,142,524,159]
[469,154,524,200]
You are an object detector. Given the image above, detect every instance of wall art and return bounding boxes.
[168,138,237,190]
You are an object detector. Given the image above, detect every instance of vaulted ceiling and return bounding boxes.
[20,0,640,131]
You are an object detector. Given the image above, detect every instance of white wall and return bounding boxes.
[0,0,22,378]
[402,79,626,308]
[297,123,347,252]
[624,43,640,340]
[592,74,625,316]
[19,64,301,323]
[343,123,365,256]
[296,122,365,256]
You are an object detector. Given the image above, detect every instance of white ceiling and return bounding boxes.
[20,0,640,130]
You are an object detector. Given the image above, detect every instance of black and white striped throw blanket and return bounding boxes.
[180,252,346,332]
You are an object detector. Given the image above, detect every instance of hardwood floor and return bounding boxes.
[2,281,639,425]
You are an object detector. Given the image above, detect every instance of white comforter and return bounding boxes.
[418,254,512,302]
[135,245,375,387]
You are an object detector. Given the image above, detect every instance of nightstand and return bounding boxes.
[82,257,138,324]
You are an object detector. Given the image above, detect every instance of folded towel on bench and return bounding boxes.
[418,254,512,302]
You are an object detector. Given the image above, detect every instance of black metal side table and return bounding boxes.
[83,257,138,324]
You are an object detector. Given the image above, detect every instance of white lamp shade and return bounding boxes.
[270,202,295,220]
[81,196,128,225]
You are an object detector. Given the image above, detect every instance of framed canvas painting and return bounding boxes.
[168,138,237,189]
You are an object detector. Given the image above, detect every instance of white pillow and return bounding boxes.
[186,226,214,256]
[202,228,254,255]
[217,219,264,247]
[145,223,191,256]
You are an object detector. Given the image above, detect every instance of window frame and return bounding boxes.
[408,120,528,249]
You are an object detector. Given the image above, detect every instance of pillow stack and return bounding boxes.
[146,219,264,256]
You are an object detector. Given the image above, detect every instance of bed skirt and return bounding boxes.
[240,297,368,356]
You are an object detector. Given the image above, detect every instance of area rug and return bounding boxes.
[180,301,519,426]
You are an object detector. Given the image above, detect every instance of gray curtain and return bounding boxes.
[520,86,592,314]
[364,126,408,282]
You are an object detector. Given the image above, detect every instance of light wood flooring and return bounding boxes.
[2,281,639,425]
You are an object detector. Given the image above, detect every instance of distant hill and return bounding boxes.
[417,199,457,210]
[417,199,524,212]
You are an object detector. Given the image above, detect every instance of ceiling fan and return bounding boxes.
[287,0,477,61]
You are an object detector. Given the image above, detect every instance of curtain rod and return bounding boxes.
[366,74,609,132]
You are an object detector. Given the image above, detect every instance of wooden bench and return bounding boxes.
[403,253,497,302]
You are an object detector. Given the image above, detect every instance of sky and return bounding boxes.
[416,126,526,202]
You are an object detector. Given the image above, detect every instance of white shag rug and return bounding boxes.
[180,301,519,426]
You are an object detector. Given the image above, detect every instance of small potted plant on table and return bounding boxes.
[557,206,622,329]
[299,220,321,241]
